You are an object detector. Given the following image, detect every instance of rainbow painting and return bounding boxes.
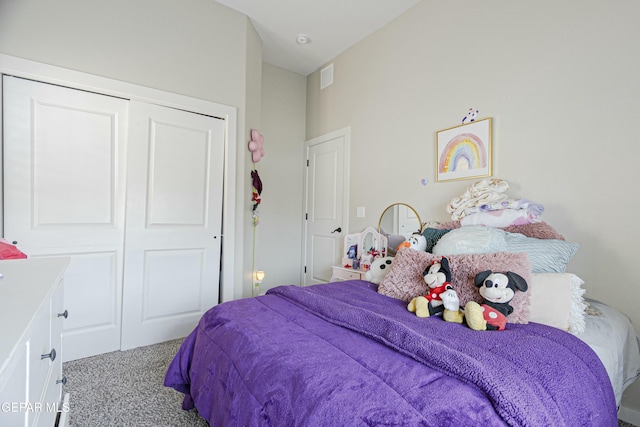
[438,132,487,173]
[436,117,492,182]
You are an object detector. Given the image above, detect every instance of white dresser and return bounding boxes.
[0,257,70,427]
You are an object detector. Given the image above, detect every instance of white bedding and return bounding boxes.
[574,299,640,407]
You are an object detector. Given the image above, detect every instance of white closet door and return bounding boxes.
[120,101,224,350]
[2,76,129,361]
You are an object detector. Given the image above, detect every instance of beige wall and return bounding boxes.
[306,0,640,411]
[0,0,247,108]
[254,63,307,293]
[240,21,265,299]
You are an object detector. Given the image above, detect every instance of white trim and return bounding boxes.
[0,53,237,305]
[301,127,351,285]
[619,405,640,425]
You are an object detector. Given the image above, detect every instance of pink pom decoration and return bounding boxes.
[248,129,265,163]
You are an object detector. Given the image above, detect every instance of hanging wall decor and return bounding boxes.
[248,129,265,163]
[436,117,492,182]
[248,128,266,215]
[251,169,262,212]
[249,129,266,296]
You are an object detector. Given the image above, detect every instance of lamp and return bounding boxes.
[253,270,265,297]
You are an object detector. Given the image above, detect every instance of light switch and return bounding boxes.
[356,206,366,218]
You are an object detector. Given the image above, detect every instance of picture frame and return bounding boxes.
[436,117,492,182]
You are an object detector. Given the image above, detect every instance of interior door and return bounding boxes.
[2,76,129,361]
[302,129,349,285]
[120,101,224,350]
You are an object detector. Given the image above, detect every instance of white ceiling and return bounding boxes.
[214,0,422,76]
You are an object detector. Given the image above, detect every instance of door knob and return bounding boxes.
[331,227,342,233]
[41,348,57,362]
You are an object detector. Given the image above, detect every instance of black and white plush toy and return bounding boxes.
[364,256,394,285]
[407,257,452,318]
[464,270,528,331]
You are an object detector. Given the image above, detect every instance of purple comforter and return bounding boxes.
[164,280,617,426]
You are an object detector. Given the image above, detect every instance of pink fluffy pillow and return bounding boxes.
[378,247,532,324]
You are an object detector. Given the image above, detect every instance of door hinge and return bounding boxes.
[304,266,307,273]
[306,159,309,167]
[305,213,308,220]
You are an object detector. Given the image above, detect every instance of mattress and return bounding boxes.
[575,299,640,407]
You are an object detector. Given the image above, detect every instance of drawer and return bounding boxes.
[28,301,53,405]
[50,278,65,362]
[41,279,66,419]
[331,267,363,281]
[0,342,28,427]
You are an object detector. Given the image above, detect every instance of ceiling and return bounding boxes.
[214,0,422,76]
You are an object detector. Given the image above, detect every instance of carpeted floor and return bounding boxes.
[62,339,208,427]
[63,339,637,427]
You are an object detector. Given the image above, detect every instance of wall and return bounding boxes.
[0,0,247,108]
[254,63,307,293]
[0,0,262,300]
[240,21,264,299]
[306,0,640,413]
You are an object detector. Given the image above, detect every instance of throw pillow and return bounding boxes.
[528,273,587,334]
[378,247,532,323]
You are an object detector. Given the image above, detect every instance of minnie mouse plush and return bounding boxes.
[464,270,528,331]
[407,257,452,318]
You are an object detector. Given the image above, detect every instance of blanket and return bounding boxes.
[165,280,616,426]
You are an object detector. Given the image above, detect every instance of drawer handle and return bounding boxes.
[56,376,67,386]
[41,348,56,362]
[57,309,69,319]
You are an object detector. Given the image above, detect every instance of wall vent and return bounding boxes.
[320,63,333,89]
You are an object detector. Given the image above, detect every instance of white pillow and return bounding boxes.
[433,226,579,274]
[432,226,507,255]
[528,273,587,334]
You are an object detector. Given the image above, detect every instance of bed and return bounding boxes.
[165,213,640,426]
[164,277,639,426]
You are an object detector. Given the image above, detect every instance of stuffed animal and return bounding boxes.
[364,256,394,285]
[441,287,464,324]
[464,270,528,331]
[407,257,451,318]
[462,108,478,124]
[396,233,427,252]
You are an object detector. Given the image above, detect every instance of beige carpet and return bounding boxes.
[62,339,208,427]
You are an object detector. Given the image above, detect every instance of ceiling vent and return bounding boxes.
[320,64,333,89]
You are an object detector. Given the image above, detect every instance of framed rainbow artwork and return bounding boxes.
[436,117,492,182]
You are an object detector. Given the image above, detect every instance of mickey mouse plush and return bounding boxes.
[407,257,452,318]
[464,270,528,331]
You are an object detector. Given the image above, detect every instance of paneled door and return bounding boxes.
[3,76,129,360]
[3,77,225,359]
[302,128,350,285]
[120,101,224,350]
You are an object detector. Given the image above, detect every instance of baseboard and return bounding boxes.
[619,405,640,426]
